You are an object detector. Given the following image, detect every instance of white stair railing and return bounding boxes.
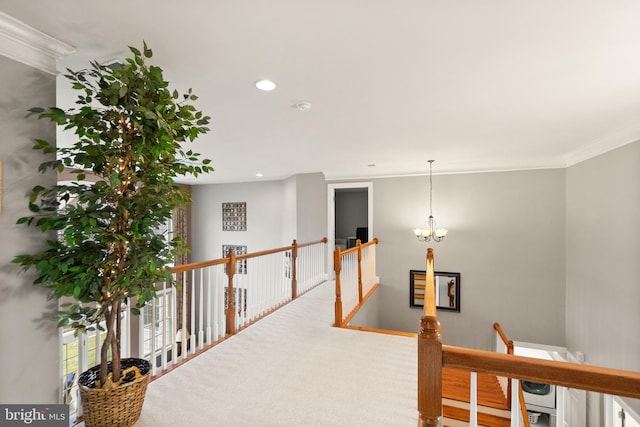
[135,238,327,375]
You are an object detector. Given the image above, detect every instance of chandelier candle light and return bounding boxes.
[414,160,448,242]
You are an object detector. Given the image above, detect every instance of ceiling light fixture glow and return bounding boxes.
[256,173,264,177]
[255,80,276,91]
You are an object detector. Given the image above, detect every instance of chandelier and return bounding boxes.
[414,160,448,242]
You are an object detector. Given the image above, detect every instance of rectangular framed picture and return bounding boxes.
[409,270,460,312]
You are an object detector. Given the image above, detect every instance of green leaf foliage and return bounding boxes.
[13,43,214,385]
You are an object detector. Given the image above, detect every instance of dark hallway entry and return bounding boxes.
[334,187,368,250]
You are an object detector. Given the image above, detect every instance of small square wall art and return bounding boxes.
[222,202,246,231]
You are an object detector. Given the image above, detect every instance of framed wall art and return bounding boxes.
[409,270,460,312]
[222,202,246,231]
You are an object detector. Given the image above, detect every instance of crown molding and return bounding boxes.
[0,11,75,75]
[563,122,640,167]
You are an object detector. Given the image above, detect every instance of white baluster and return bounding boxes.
[470,371,478,426]
[206,266,212,345]
[171,279,178,367]
[181,269,187,360]
[511,378,520,427]
[190,269,196,354]
[160,280,167,371]
[150,292,157,375]
[198,268,204,351]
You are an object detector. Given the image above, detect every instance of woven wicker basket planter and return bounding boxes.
[79,358,151,427]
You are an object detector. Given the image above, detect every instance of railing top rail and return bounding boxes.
[236,245,295,260]
[298,237,328,249]
[442,344,640,399]
[336,237,379,256]
[423,248,437,317]
[492,322,514,353]
[170,237,327,274]
[237,237,328,260]
[170,257,227,273]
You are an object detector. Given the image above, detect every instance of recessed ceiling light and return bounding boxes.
[255,80,276,91]
[256,172,264,177]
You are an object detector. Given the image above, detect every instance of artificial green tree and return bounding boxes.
[14,42,213,388]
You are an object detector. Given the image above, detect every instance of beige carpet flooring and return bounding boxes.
[134,281,418,427]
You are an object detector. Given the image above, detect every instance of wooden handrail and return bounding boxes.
[518,383,530,427]
[493,322,514,354]
[422,248,437,318]
[442,345,640,399]
[297,237,329,249]
[336,237,379,256]
[170,256,228,273]
[494,322,527,427]
[170,237,328,274]
[236,237,329,261]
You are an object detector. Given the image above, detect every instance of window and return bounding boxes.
[61,320,111,416]
[142,288,175,361]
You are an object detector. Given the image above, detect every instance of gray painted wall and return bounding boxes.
[293,172,327,243]
[191,173,328,263]
[282,176,297,244]
[566,141,640,418]
[191,180,286,262]
[348,288,380,329]
[0,56,59,403]
[365,168,566,350]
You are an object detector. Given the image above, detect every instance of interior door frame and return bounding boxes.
[327,182,373,277]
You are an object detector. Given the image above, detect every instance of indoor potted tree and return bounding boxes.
[13,42,213,426]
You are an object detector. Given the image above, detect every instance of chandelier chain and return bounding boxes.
[414,159,448,242]
[429,160,434,218]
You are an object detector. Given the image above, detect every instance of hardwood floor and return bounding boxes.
[443,367,509,409]
[442,367,511,426]
[443,405,511,427]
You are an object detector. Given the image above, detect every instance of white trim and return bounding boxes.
[563,125,640,167]
[612,395,640,427]
[0,11,75,75]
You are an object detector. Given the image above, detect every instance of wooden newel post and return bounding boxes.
[291,239,298,299]
[225,248,236,335]
[418,315,443,426]
[418,248,443,427]
[356,239,363,303]
[334,246,343,327]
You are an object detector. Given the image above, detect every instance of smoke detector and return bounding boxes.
[292,101,311,112]
[103,60,124,71]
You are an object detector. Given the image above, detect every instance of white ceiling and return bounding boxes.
[3,1,640,184]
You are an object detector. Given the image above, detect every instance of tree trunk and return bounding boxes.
[111,299,122,383]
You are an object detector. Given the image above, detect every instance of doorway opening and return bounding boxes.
[327,182,373,276]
